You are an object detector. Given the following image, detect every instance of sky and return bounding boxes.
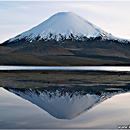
[0,1,130,43]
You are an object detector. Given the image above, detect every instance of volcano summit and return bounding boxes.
[3,12,129,43]
[1,12,130,66]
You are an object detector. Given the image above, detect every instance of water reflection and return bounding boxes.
[4,85,130,120]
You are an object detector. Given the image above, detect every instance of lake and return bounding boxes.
[0,66,130,129]
[1,65,130,71]
[0,86,130,129]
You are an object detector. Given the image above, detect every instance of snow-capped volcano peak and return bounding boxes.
[8,12,114,42]
[40,11,101,37]
[8,12,129,43]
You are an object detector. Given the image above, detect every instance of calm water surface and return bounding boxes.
[1,65,130,71]
[0,86,130,129]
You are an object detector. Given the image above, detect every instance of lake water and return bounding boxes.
[1,65,130,71]
[1,66,130,129]
[0,86,130,129]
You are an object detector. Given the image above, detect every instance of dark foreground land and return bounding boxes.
[1,70,130,91]
[1,40,130,66]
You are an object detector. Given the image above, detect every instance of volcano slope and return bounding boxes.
[1,39,130,66]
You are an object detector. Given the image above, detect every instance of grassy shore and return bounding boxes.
[1,70,130,89]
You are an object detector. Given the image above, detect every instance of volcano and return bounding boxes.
[1,12,130,66]
[3,12,129,43]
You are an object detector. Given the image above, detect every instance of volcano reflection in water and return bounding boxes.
[4,85,129,120]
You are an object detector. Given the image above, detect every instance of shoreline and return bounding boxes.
[0,70,130,88]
